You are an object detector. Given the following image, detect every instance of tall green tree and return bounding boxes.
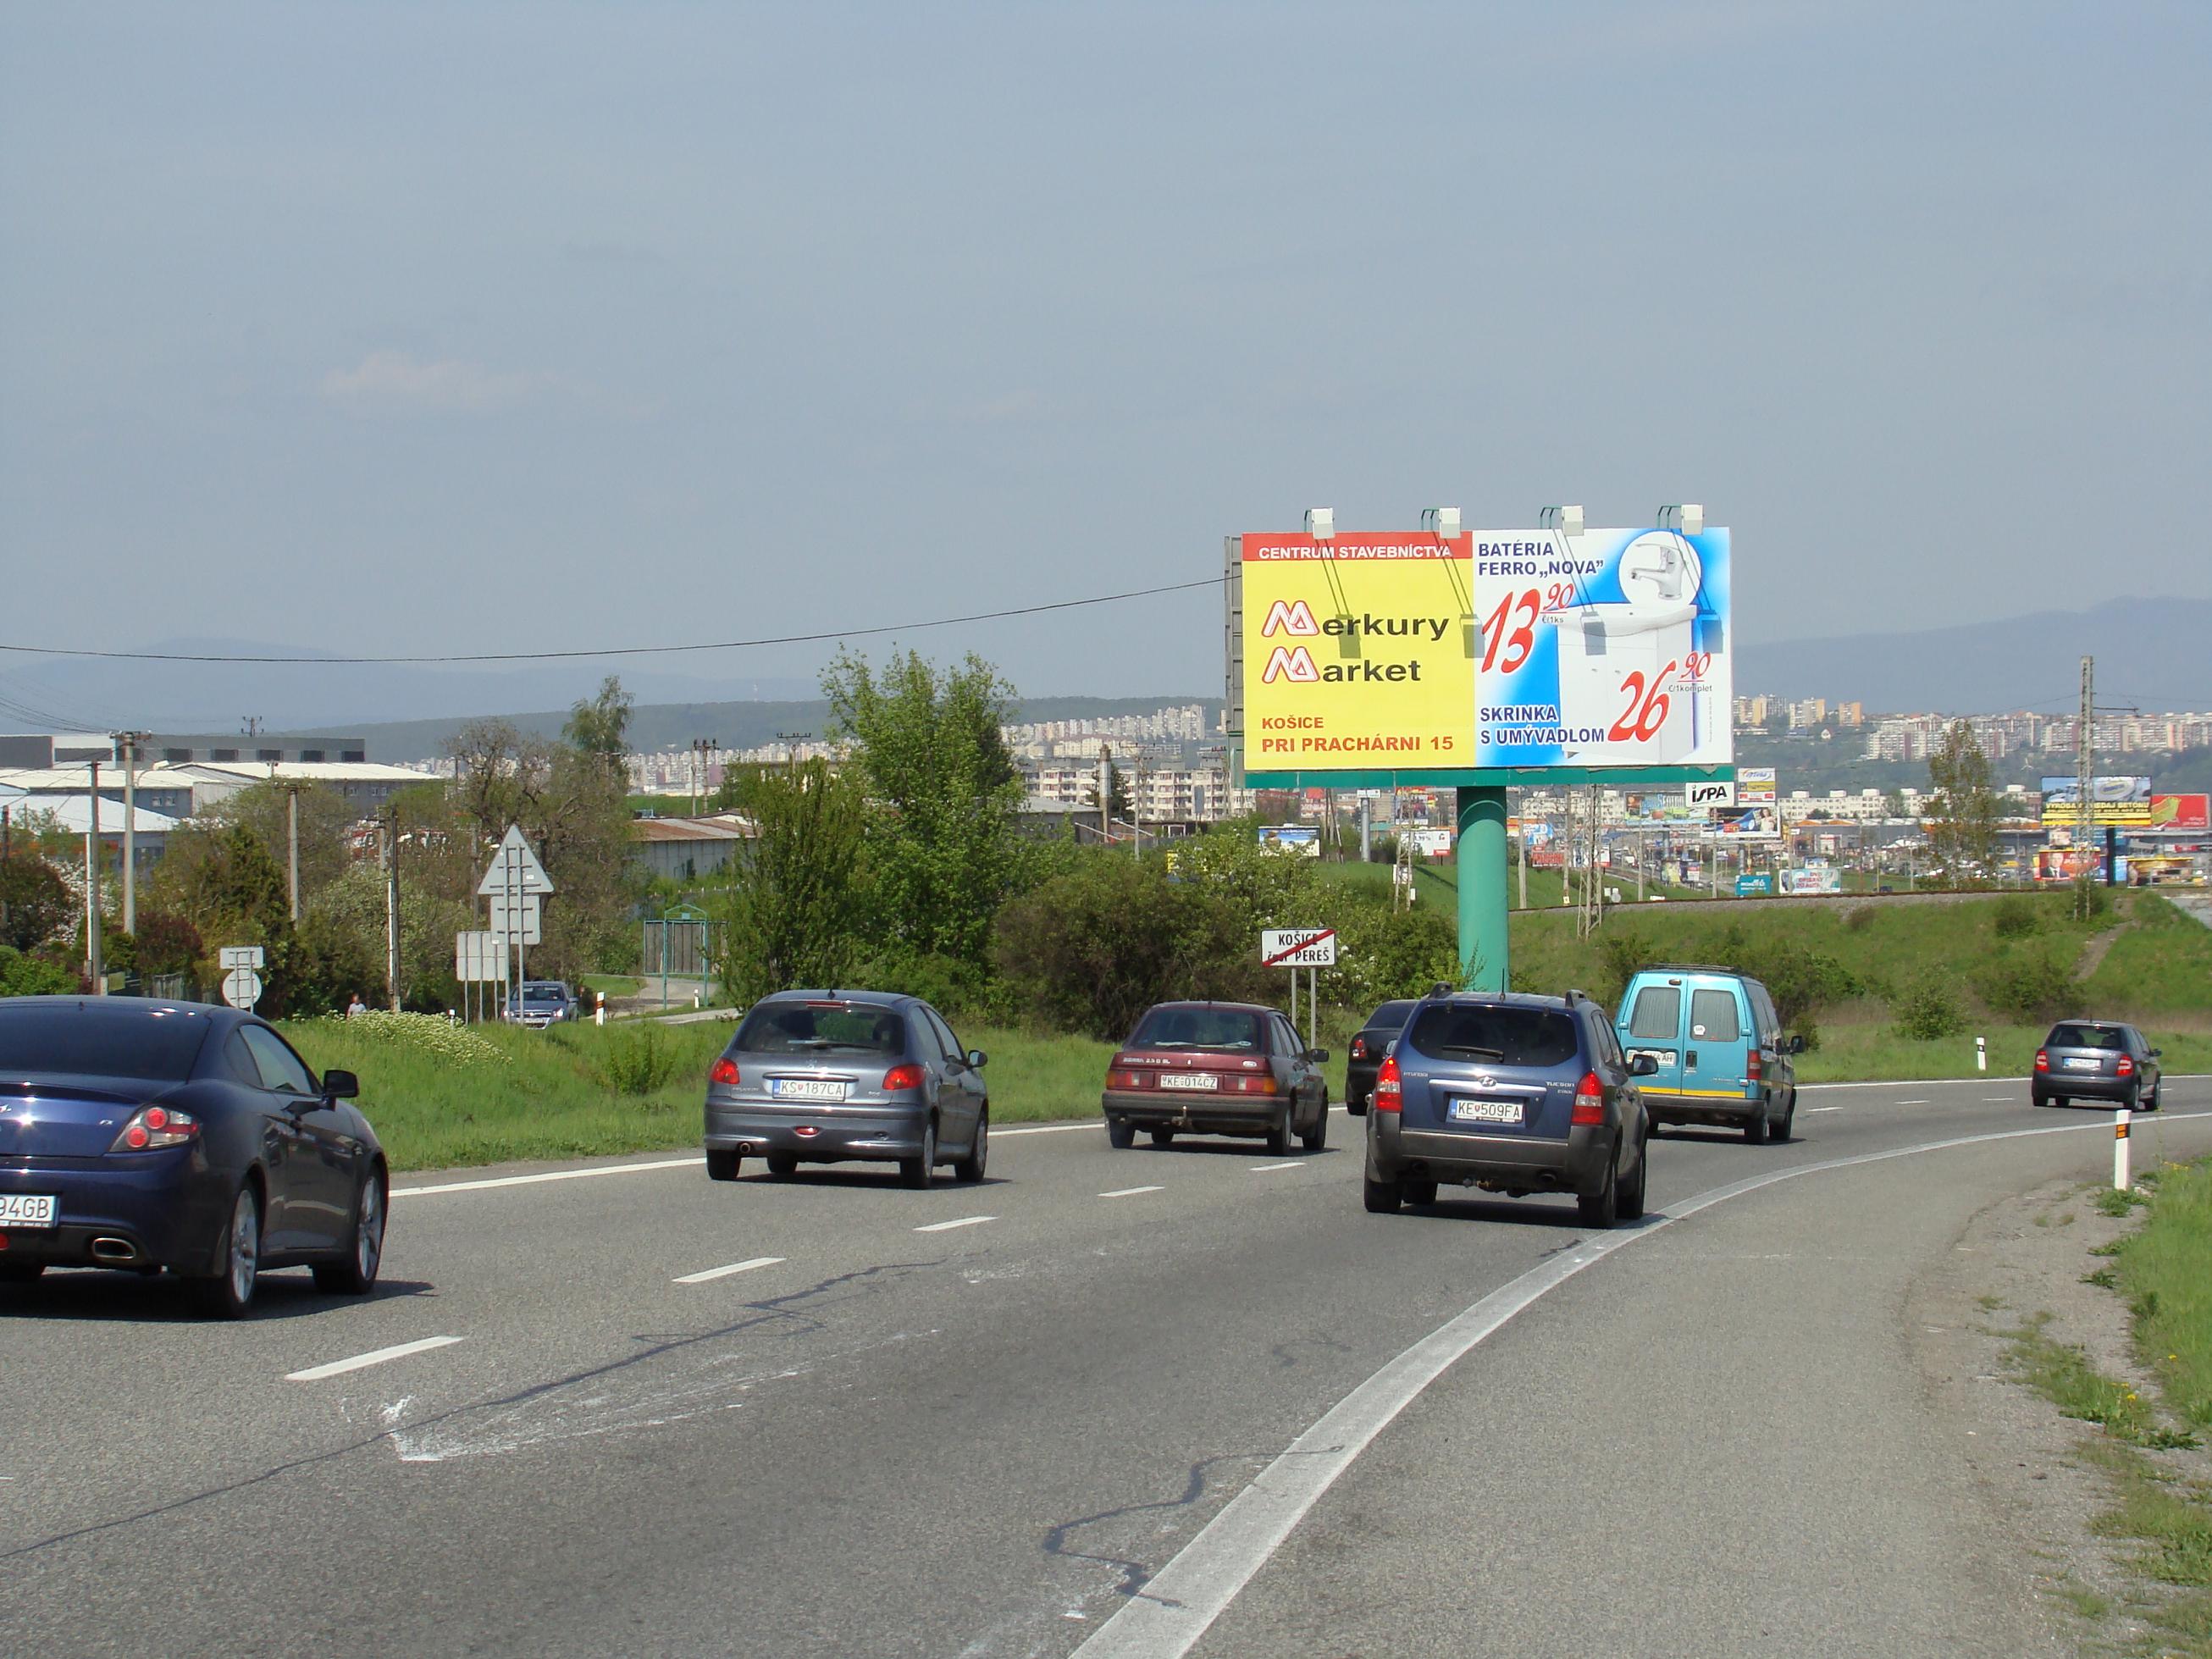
[822,648,1023,975]
[1925,719,2000,884]
[710,760,871,1006]
[0,853,73,951]
[563,676,634,777]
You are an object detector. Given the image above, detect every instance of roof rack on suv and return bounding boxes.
[1644,963,1741,976]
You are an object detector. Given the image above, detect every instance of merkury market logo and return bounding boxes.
[1258,599,1447,683]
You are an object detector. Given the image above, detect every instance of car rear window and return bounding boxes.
[734,1003,908,1056]
[2048,1023,2125,1050]
[522,986,564,1003]
[1362,1000,1417,1033]
[1127,1008,1264,1051]
[1406,1004,1580,1069]
[1689,989,1742,1042]
[1625,986,1681,1041]
[0,1005,214,1081]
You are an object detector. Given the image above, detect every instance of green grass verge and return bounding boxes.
[2116,1159,2212,1435]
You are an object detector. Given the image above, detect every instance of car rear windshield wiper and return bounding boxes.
[1434,1044,1506,1059]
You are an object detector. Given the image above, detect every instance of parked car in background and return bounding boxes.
[1344,998,1418,1117]
[0,998,389,1317]
[1363,988,1651,1224]
[704,991,989,1188]
[1102,1001,1330,1154]
[1615,965,1803,1144]
[506,981,579,1027]
[2033,1020,2162,1110]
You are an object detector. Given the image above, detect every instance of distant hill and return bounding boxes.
[1738,596,2212,714]
[294,694,1224,762]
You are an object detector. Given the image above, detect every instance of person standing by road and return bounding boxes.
[346,992,368,1019]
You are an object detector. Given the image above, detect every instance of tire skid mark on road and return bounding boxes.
[1067,1108,2212,1659]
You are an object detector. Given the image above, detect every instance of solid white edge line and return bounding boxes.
[913,1214,995,1233]
[1100,1186,1164,1199]
[286,1335,463,1383]
[1069,1109,2212,1659]
[392,1157,701,1197]
[673,1256,785,1285]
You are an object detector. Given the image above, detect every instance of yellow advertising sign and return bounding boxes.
[1240,531,1475,771]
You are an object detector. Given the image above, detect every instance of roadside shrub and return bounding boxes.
[318,1010,506,1069]
[1993,894,2044,939]
[1324,902,1462,1009]
[1793,1014,1822,1053]
[0,944,75,998]
[1975,949,2081,1023]
[595,1024,681,1095]
[1590,928,1654,1007]
[1893,974,1967,1041]
[2071,877,2114,923]
[1842,904,1877,933]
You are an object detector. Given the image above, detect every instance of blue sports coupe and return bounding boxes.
[0,998,388,1317]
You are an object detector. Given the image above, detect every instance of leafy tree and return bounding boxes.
[1925,720,1999,884]
[0,853,73,951]
[200,781,361,906]
[710,760,871,1007]
[0,944,75,998]
[563,676,634,777]
[822,648,1023,974]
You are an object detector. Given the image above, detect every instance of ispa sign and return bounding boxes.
[1232,525,1732,783]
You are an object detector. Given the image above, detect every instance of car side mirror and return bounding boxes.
[1788,1036,1808,1055]
[1306,1048,1330,1064]
[966,1048,987,1070]
[1629,1053,1659,1076]
[321,1069,360,1101]
[2149,1048,2163,1059]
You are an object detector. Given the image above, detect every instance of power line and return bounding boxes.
[0,577,1225,667]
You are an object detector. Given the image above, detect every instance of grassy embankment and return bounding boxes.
[2007,1159,2212,1647]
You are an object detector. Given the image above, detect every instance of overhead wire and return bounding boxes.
[0,576,1226,667]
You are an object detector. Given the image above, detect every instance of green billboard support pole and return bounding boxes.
[1456,785,1509,991]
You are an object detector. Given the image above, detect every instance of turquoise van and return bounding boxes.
[1615,965,1805,1142]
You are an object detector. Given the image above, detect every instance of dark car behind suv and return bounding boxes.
[1363,988,1654,1226]
[1344,999,1417,1117]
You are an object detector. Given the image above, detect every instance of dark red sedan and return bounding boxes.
[1100,1000,1330,1155]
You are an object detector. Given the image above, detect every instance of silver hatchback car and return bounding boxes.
[704,991,989,1189]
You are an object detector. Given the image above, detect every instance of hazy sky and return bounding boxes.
[3,2,2206,718]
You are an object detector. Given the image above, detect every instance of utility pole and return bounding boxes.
[383,805,401,1012]
[774,732,810,778]
[86,759,103,993]
[113,731,149,936]
[2075,655,2095,912]
[1099,743,1112,846]
[286,784,301,923]
[1358,794,1371,862]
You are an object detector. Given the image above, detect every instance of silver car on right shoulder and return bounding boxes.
[703,990,990,1189]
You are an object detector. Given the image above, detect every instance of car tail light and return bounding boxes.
[1571,1071,1606,1126]
[1243,1073,1280,1095]
[1110,1070,1146,1090]
[1351,1036,1369,1061]
[1374,1056,1402,1113]
[882,1064,926,1093]
[709,1058,739,1087]
[2116,1055,2135,1077]
[2033,1049,2049,1073]
[1746,1047,1762,1083]
[109,1104,200,1152]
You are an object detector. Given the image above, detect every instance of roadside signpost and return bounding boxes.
[1230,509,1733,987]
[453,930,509,1024]
[218,945,264,1011]
[1262,928,1336,1052]
[478,827,554,1026]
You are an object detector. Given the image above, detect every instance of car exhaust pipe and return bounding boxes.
[734,1142,755,1156]
[89,1237,139,1264]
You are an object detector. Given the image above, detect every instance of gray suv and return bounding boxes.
[1363,988,1655,1226]
[705,991,989,1189]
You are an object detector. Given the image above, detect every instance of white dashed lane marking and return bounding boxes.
[914,1215,996,1233]
[1100,1186,1164,1198]
[674,1256,785,1285]
[1249,1162,1303,1173]
[287,1335,464,1382]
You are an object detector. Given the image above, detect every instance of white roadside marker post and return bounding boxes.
[1976,1035,1986,1072]
[2115,1109,2132,1192]
[595,991,606,1027]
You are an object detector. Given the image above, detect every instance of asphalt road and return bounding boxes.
[6,1077,2209,1657]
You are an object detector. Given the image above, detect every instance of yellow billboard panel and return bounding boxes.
[1240,532,1475,771]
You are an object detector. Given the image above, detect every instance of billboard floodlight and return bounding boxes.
[1540,504,1584,536]
[1304,507,1335,541]
[1658,503,1705,535]
[1421,506,1461,538]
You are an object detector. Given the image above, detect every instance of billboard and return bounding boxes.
[1780,865,1843,895]
[1620,788,1712,825]
[1737,766,1777,804]
[2041,777,2153,827]
[1258,825,1320,857]
[1236,525,1731,781]
[2153,794,2209,832]
[1707,805,1781,840]
[1410,827,1456,859]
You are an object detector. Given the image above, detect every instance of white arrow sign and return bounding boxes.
[218,945,266,971]
[477,826,554,899]
[1261,927,1337,968]
[489,893,543,944]
[221,967,263,1009]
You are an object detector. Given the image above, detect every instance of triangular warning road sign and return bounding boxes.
[477,824,556,897]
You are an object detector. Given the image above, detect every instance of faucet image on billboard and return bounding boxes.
[1553,531,1717,764]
